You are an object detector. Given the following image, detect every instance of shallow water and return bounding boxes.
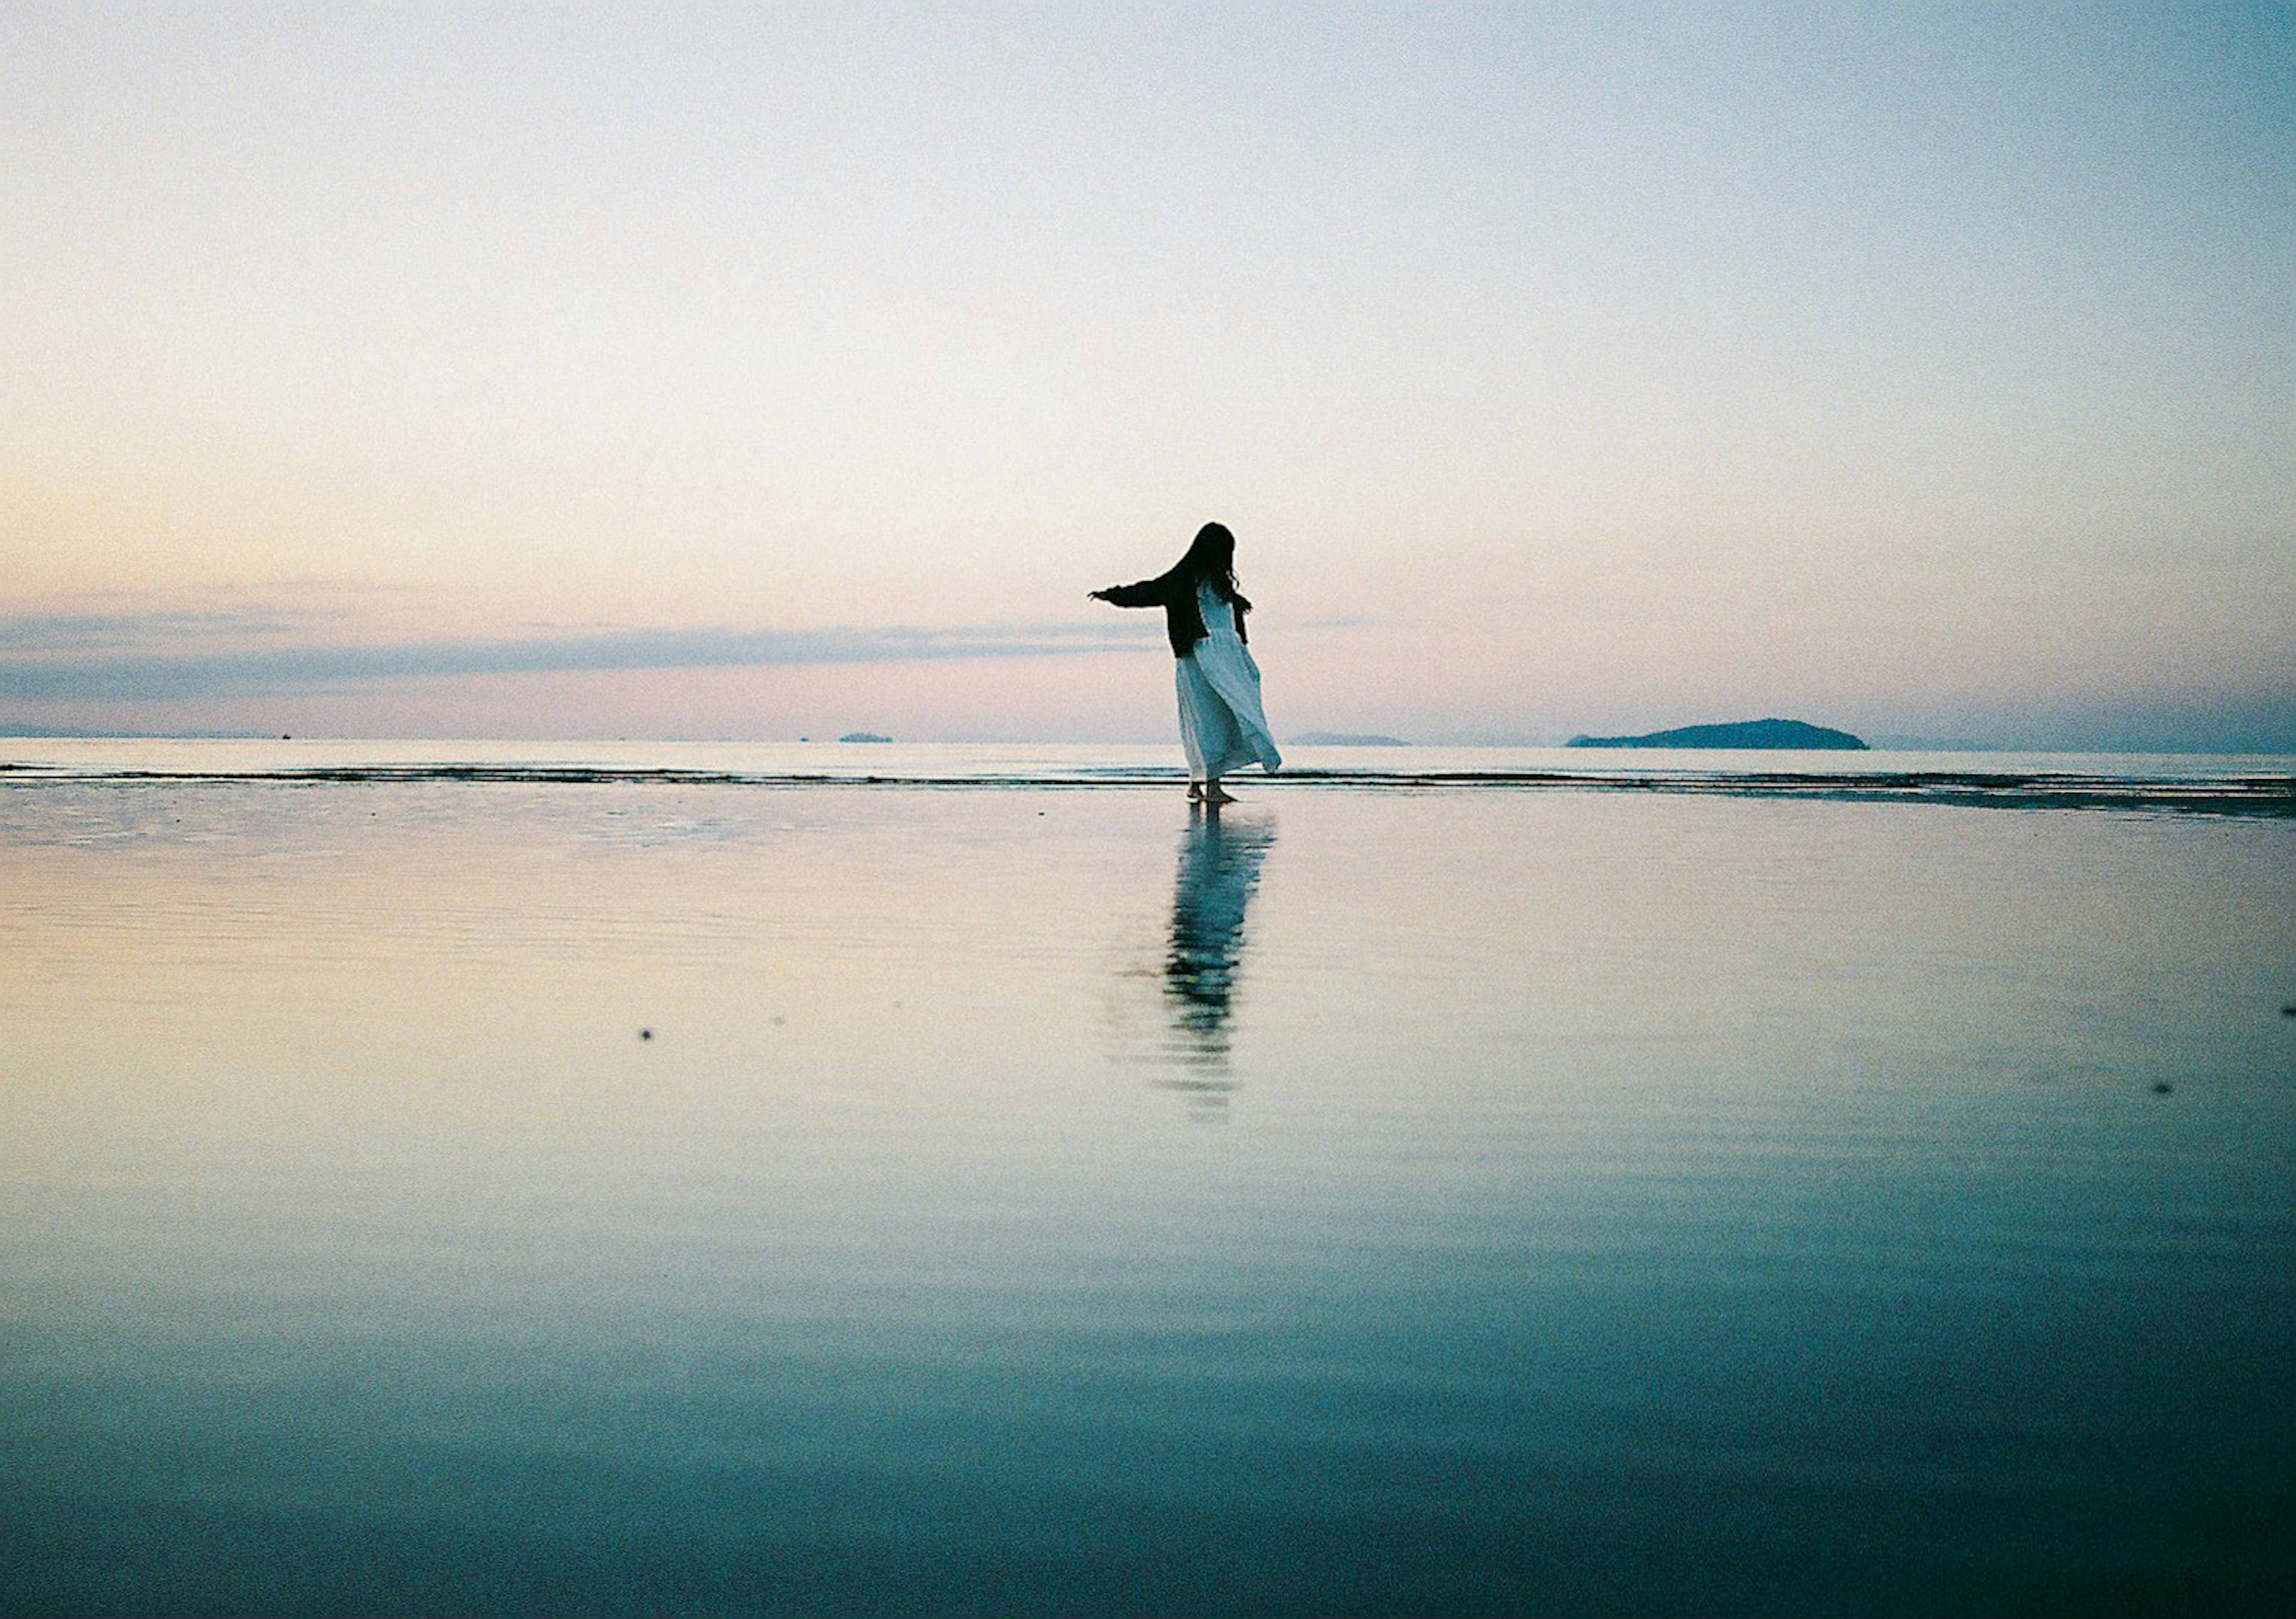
[8,733,2294,786]
[2,776,2292,1615]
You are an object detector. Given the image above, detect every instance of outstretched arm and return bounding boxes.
[1088,569,1180,608]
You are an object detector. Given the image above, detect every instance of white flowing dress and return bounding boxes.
[1176,580,1282,780]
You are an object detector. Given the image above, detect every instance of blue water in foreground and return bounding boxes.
[2,746,2291,1615]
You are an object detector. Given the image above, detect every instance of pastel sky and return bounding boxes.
[4,3,2290,746]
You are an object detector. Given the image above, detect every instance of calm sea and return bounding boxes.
[3,743,2291,1615]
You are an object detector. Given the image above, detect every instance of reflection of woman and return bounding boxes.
[1090,523,1281,804]
[1165,815,1275,1065]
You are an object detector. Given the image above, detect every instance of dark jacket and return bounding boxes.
[1096,568,1251,657]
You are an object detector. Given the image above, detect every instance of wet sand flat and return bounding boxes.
[2,778,2291,1615]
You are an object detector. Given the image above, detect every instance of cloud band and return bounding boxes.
[0,619,1149,702]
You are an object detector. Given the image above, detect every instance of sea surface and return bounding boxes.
[2,743,2292,1616]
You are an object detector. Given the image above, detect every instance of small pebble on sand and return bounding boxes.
[640,1028,653,1041]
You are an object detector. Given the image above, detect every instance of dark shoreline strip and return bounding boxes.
[3,764,2291,816]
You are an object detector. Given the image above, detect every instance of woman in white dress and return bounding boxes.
[1090,522,1281,804]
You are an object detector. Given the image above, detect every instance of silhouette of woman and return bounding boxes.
[1090,523,1281,803]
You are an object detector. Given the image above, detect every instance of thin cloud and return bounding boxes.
[0,608,325,653]
[0,619,1151,702]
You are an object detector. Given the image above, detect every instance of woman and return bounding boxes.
[1090,522,1281,804]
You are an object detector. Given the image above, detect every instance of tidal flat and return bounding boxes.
[2,772,2291,1616]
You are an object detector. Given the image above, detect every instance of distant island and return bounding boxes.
[1568,718,1868,751]
[838,731,893,744]
[1292,731,1409,746]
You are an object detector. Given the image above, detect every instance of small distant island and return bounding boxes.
[838,731,893,744]
[1568,718,1868,751]
[1292,731,1409,747]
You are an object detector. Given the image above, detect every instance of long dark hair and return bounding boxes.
[1177,522,1245,605]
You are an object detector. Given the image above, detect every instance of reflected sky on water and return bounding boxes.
[1,779,2291,1615]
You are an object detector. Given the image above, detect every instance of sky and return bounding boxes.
[2,2,2291,748]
